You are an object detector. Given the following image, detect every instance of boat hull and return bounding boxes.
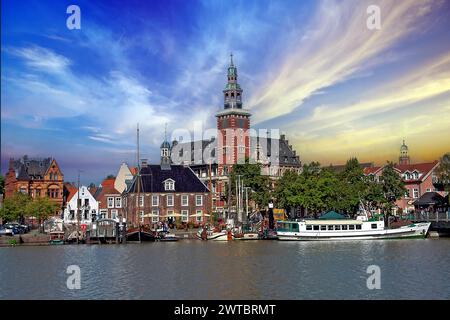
[126,228,156,242]
[196,230,233,241]
[277,223,431,241]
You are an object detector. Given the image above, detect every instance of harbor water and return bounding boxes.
[0,239,449,299]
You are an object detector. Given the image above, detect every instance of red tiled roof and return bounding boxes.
[64,183,78,202]
[363,166,381,175]
[394,161,439,175]
[94,178,121,201]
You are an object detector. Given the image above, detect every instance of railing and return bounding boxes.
[411,211,450,222]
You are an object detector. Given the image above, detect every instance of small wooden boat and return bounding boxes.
[156,230,179,242]
[196,229,233,241]
[48,231,65,245]
[126,226,155,242]
[235,232,259,240]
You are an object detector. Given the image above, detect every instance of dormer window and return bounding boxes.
[164,179,175,191]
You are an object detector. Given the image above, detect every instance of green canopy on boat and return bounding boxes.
[318,211,347,220]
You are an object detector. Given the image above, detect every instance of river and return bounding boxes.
[0,239,449,299]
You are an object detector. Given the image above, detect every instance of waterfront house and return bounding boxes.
[114,162,137,193]
[63,184,99,225]
[4,155,64,217]
[94,177,124,221]
[123,139,211,227]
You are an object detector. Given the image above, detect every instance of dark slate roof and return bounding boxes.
[172,135,301,166]
[12,156,52,180]
[127,165,209,193]
[413,192,448,206]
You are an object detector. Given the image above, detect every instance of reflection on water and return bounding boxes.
[0,240,449,299]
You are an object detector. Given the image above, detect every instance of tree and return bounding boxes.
[25,196,59,233]
[337,158,366,215]
[229,160,272,209]
[0,174,4,195]
[106,174,116,179]
[436,152,450,191]
[379,162,406,215]
[0,192,31,223]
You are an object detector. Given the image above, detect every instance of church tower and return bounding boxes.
[216,54,252,172]
[215,55,251,211]
[160,127,171,170]
[399,139,410,165]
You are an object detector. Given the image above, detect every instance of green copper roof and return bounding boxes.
[225,83,241,90]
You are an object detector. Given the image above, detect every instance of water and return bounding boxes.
[0,239,449,299]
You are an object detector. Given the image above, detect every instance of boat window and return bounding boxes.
[327,225,334,230]
[349,225,355,230]
[371,224,377,229]
[313,225,319,231]
[291,224,299,232]
[334,225,341,230]
[320,225,326,231]
[306,225,312,230]
[277,223,289,232]
[342,225,348,230]
[356,225,362,230]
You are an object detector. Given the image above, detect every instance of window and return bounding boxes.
[306,225,312,230]
[115,197,122,208]
[349,225,355,230]
[54,173,58,181]
[164,179,175,191]
[140,210,144,223]
[152,209,159,223]
[181,210,189,222]
[196,195,203,206]
[413,189,419,199]
[405,189,410,198]
[291,224,299,232]
[107,197,114,208]
[196,210,203,222]
[334,225,341,230]
[356,225,362,230]
[111,209,118,220]
[139,196,144,207]
[313,225,319,231]
[100,209,107,219]
[181,195,189,206]
[69,210,75,220]
[371,224,377,229]
[167,195,174,206]
[152,195,159,206]
[84,199,89,207]
[426,188,431,192]
[167,210,174,220]
[342,225,348,230]
[320,225,326,231]
[327,225,334,231]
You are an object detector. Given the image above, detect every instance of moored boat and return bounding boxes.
[126,226,156,242]
[276,215,431,241]
[196,228,233,241]
[48,231,65,245]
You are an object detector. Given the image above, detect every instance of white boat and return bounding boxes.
[196,229,233,241]
[276,215,431,241]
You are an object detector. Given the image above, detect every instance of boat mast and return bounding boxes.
[136,123,142,242]
[209,159,213,225]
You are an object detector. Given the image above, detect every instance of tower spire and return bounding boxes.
[230,53,234,66]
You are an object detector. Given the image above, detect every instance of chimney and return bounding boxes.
[280,134,285,140]
[141,159,148,167]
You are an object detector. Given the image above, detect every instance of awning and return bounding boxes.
[160,213,184,217]
[190,213,211,217]
[142,213,159,218]
[318,211,347,220]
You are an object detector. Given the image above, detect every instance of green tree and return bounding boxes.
[436,152,450,191]
[0,174,4,195]
[25,196,59,233]
[337,158,366,215]
[106,174,116,179]
[379,162,406,215]
[0,192,31,223]
[230,161,272,209]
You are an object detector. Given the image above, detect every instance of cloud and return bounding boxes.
[247,0,441,124]
[6,46,71,73]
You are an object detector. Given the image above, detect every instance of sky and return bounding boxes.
[1,0,450,184]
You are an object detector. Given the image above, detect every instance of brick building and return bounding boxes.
[123,141,211,227]
[93,177,124,221]
[4,155,64,215]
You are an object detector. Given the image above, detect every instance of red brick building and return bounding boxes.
[124,144,211,227]
[93,177,124,221]
[4,155,64,215]
[363,141,442,213]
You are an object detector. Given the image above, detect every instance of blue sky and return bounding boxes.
[2,0,450,184]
